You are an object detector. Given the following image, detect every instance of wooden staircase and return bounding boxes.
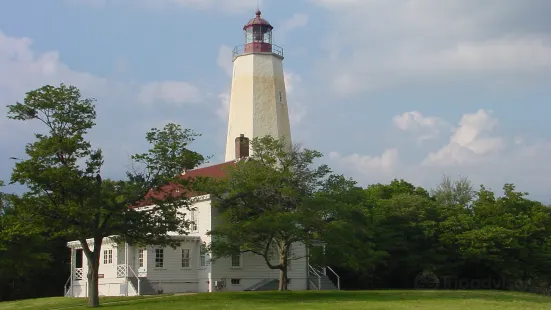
[308,265,340,290]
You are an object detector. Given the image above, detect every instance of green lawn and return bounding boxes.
[1,290,551,310]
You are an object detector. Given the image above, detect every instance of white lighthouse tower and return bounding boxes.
[224,10,292,161]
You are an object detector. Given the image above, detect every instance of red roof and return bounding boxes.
[132,161,236,208]
[181,161,235,180]
[243,10,273,30]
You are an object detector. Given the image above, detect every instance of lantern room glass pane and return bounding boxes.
[263,30,272,44]
[253,25,263,42]
[245,28,253,44]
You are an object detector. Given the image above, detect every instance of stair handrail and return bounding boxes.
[308,264,322,290]
[126,265,141,295]
[308,279,319,290]
[326,266,340,290]
[244,278,277,291]
[64,276,71,296]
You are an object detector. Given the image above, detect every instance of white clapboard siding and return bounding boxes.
[146,197,212,289]
[211,242,308,291]
[68,195,310,295]
[79,243,120,279]
[209,199,308,291]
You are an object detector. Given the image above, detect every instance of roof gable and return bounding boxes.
[132,160,236,209]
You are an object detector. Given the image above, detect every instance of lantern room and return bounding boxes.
[243,10,274,53]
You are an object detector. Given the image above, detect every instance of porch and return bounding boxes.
[64,235,202,297]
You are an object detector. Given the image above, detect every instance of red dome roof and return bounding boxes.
[243,10,273,30]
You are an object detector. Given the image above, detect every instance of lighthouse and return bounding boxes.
[224,10,292,161]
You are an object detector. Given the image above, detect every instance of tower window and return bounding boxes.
[279,91,283,103]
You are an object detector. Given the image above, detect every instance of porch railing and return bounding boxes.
[308,264,341,290]
[308,264,322,290]
[117,264,127,278]
[232,44,284,59]
[326,266,341,290]
[64,276,71,296]
[74,268,83,280]
[126,265,141,295]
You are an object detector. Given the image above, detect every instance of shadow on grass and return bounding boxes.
[105,290,551,308]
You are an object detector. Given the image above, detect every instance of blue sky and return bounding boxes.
[1,0,550,201]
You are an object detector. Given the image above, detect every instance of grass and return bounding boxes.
[1,290,551,310]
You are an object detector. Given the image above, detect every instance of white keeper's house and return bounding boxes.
[64,10,340,297]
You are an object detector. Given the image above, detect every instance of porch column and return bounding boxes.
[70,247,75,297]
[322,244,326,276]
[125,243,128,296]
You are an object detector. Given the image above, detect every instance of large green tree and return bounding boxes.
[313,175,386,288]
[7,84,205,307]
[197,136,341,291]
[458,184,551,281]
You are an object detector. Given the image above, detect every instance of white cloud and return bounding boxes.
[217,45,234,77]
[329,148,399,176]
[0,30,112,143]
[393,111,450,142]
[284,71,300,94]
[215,44,232,122]
[279,13,309,36]
[424,109,504,166]
[0,31,108,99]
[284,71,306,126]
[0,30,208,184]
[215,89,230,121]
[138,81,202,105]
[162,0,258,11]
[328,109,551,200]
[79,0,260,12]
[311,0,551,95]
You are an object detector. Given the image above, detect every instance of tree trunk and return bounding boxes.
[278,247,289,291]
[278,266,288,291]
[80,237,103,307]
[87,247,101,307]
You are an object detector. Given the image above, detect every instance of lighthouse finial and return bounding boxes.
[256,0,261,16]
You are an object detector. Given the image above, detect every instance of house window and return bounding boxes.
[155,249,164,268]
[138,249,144,268]
[181,249,191,268]
[190,210,197,231]
[200,244,207,267]
[231,279,241,285]
[231,253,241,268]
[103,249,112,264]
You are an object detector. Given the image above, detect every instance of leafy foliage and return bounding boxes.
[5,84,205,306]
[3,85,551,301]
[197,136,341,290]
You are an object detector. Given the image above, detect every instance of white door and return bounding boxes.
[198,272,211,292]
[135,248,146,275]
